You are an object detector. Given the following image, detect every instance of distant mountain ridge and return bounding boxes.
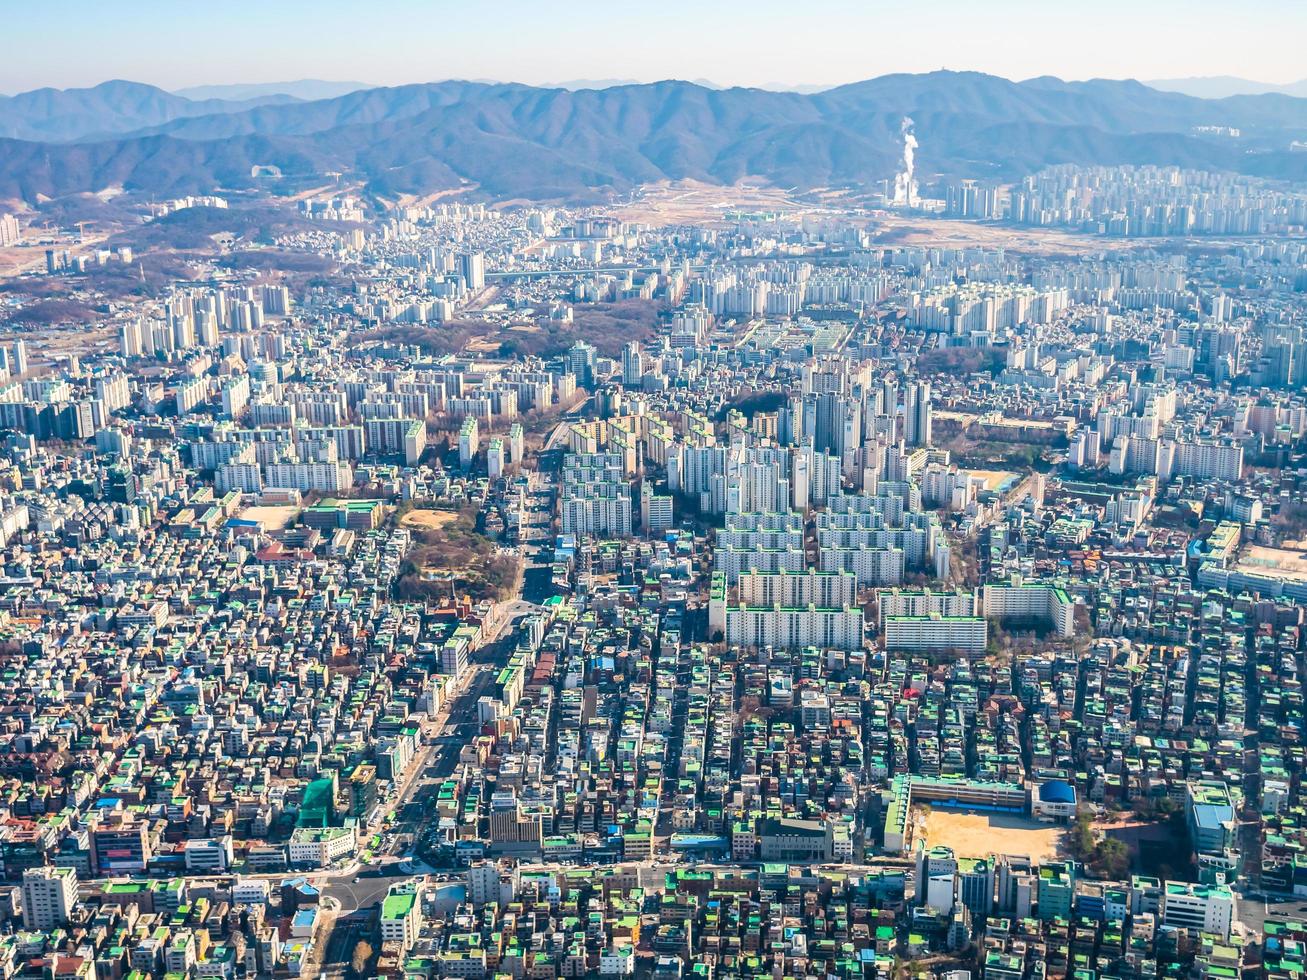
[1147,76,1307,99]
[1,72,1305,205]
[0,80,297,142]
[173,80,373,102]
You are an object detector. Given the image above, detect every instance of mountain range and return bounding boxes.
[1146,76,1307,99]
[0,80,298,142]
[1,72,1305,205]
[172,80,373,103]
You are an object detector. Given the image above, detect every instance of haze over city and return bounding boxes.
[3,0,1307,93]
[0,3,1306,980]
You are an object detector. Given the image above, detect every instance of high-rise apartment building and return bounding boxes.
[21,867,78,931]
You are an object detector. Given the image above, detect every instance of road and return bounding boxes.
[543,395,592,452]
[1237,891,1307,935]
[292,483,559,968]
[516,475,559,605]
[320,860,418,913]
[365,646,491,844]
[382,597,546,869]
[305,595,542,918]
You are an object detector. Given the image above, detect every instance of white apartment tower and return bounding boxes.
[22,866,78,931]
[904,380,932,447]
[459,417,480,469]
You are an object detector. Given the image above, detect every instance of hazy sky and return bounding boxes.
[4,0,1305,93]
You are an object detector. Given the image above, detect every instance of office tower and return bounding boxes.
[920,841,961,919]
[958,857,995,915]
[996,854,1035,917]
[1036,861,1076,921]
[21,866,78,931]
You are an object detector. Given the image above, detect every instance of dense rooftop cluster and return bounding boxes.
[0,177,1301,980]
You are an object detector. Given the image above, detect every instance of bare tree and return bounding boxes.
[351,940,374,977]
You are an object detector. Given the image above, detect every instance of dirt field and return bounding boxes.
[0,323,118,372]
[920,808,1065,862]
[966,469,1019,492]
[609,182,1143,251]
[238,505,301,530]
[0,245,41,278]
[1237,544,1307,582]
[871,214,1136,256]
[400,509,460,532]
[0,231,113,279]
[610,179,807,227]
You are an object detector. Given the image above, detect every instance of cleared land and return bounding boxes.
[400,509,460,532]
[0,323,117,371]
[611,186,1145,253]
[920,808,1065,863]
[0,232,110,279]
[965,469,1019,492]
[611,179,806,227]
[871,214,1137,256]
[239,505,301,531]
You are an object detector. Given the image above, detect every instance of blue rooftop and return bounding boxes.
[1038,780,1076,805]
[292,908,317,928]
[1192,802,1232,828]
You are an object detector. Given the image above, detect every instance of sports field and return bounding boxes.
[920,808,1065,862]
[400,509,460,532]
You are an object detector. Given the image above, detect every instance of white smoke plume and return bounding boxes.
[893,116,918,207]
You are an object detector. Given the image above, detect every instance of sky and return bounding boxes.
[3,0,1305,94]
